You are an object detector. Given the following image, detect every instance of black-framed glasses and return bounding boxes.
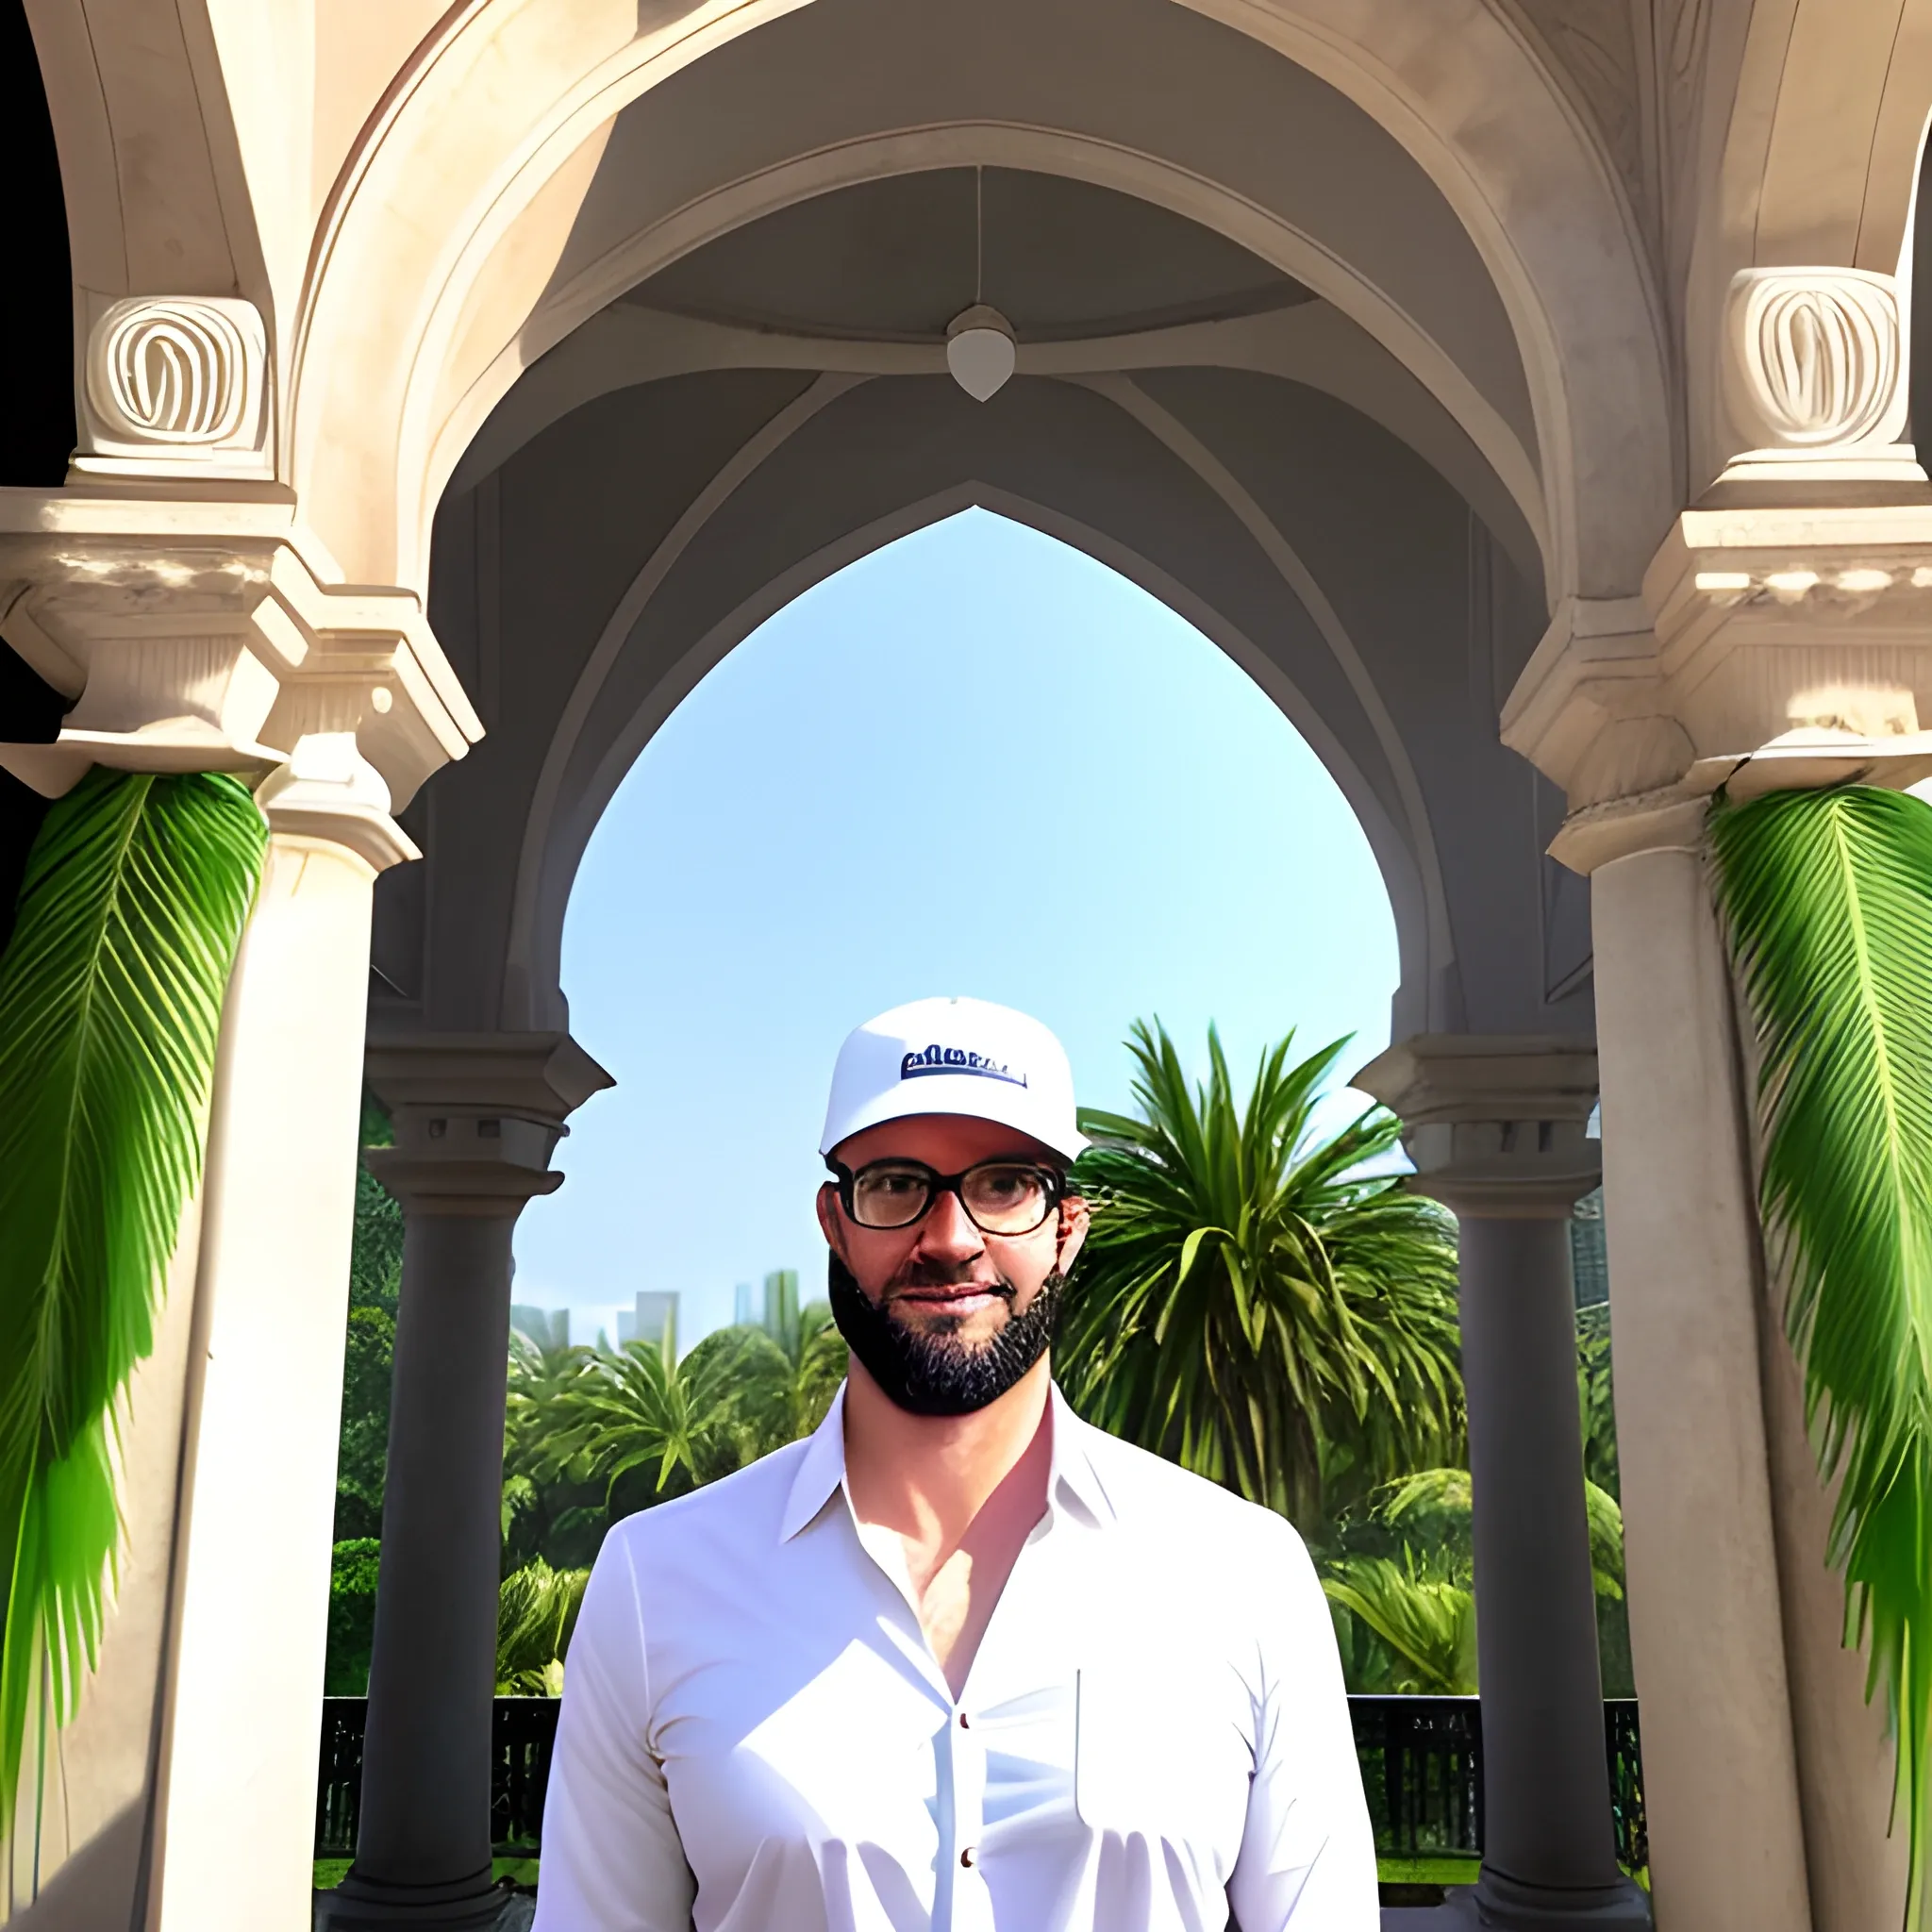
[827,1157,1070,1236]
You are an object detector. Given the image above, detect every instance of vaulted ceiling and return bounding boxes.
[628,167,1316,343]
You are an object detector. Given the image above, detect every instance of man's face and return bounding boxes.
[815,1113,1090,1400]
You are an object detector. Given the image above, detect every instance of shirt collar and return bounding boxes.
[780,1383,851,1541]
[778,1378,1119,1543]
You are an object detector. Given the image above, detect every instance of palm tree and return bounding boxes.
[501,1296,849,1574]
[1058,1020,1464,1534]
[539,1313,843,1513]
[502,1332,604,1572]
[768,1298,848,1441]
[1709,782,1932,1919]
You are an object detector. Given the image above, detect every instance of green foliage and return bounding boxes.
[0,769,265,1836]
[1709,784,1932,1924]
[496,1557,590,1695]
[334,1307,394,1542]
[1576,1302,1619,1500]
[499,1310,846,1578]
[1322,1552,1477,1695]
[541,1324,829,1507]
[1058,1020,1464,1533]
[502,1334,606,1574]
[1572,1301,1634,1694]
[1377,1465,1473,1545]
[348,1164,403,1318]
[1317,1449,1624,1695]
[1581,1480,1626,1604]
[1322,1467,1479,1693]
[331,1153,402,1550]
[326,1540,382,1695]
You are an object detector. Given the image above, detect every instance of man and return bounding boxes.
[535,996,1376,1931]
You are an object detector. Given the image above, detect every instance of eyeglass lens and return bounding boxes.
[850,1161,1055,1235]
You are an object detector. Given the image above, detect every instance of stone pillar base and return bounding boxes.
[1383,1871,1652,1932]
[316,1864,513,1929]
[1463,1868,1653,1929]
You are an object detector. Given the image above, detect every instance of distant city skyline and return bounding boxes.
[617,1291,679,1353]
[510,511,1399,1351]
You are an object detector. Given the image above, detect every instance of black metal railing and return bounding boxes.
[1604,1700,1647,1873]
[492,1698,562,1855]
[1350,1695,1482,1858]
[316,1697,365,1857]
[316,1697,561,1860]
[1347,1697,1645,1873]
[317,1695,1644,1871]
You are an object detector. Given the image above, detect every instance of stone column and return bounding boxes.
[1586,825,1814,1932]
[324,1034,609,1930]
[151,743,422,1932]
[1358,1036,1649,1932]
[0,490,481,1930]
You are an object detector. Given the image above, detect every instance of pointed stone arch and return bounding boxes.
[272,0,1668,607]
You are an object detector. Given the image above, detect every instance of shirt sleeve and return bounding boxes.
[532,1526,696,1932]
[1226,1517,1380,1932]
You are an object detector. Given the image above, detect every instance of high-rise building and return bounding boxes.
[762,1269,800,1356]
[1570,1189,1609,1309]
[734,1282,755,1327]
[617,1290,679,1355]
[508,1305,569,1350]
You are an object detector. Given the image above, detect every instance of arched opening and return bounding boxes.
[399,155,1589,1058]
[509,507,1400,1348]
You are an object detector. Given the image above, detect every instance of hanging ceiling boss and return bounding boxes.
[535,995,1376,1931]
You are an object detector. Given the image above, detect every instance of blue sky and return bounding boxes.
[511,510,1399,1347]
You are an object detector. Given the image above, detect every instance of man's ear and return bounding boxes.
[815,1180,843,1252]
[1055,1194,1091,1276]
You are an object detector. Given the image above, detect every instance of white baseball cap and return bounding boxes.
[820,996,1088,1163]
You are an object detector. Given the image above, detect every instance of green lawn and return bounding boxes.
[1377,1855,1480,1887]
[313,1857,539,1891]
[1374,1856,1650,1895]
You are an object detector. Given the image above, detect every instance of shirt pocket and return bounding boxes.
[1074,1657,1248,1856]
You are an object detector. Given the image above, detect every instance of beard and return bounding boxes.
[827,1250,1065,1417]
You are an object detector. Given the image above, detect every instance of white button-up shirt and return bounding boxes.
[532,1384,1376,1931]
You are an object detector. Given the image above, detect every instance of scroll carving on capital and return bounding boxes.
[75,297,271,478]
[1724,269,1906,458]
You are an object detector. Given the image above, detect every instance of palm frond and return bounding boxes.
[1709,784,1932,1926]
[496,1557,590,1695]
[1059,1018,1463,1533]
[542,1324,816,1509]
[0,769,265,1833]
[1321,1553,1478,1694]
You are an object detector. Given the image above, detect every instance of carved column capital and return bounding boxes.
[362,1031,615,1217]
[74,296,273,481]
[1502,505,1932,870]
[1354,1033,1600,1219]
[1712,269,1924,504]
[0,491,480,808]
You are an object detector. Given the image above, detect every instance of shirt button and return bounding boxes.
[960,1846,977,1869]
[958,1710,972,1729]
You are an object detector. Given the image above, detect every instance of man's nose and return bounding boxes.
[915,1187,984,1262]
